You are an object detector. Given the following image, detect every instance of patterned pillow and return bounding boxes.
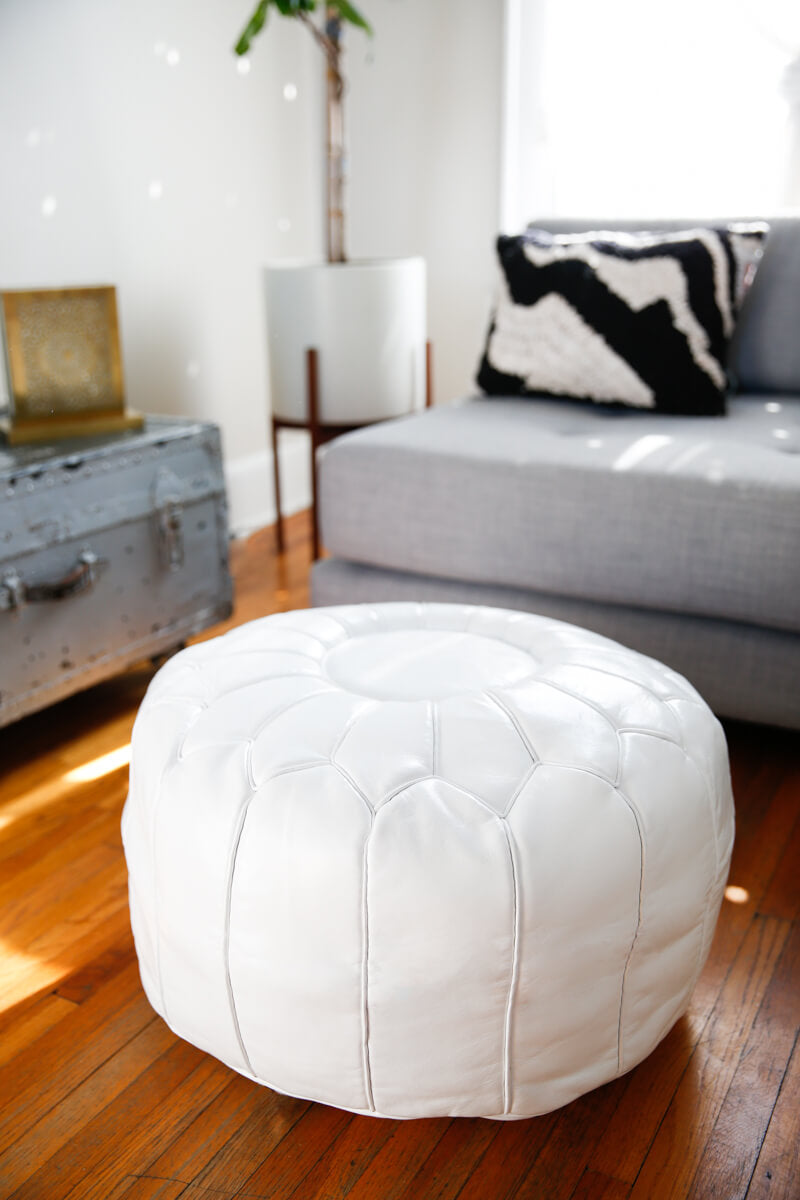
[477,224,769,415]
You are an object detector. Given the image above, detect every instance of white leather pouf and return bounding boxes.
[122,603,735,1120]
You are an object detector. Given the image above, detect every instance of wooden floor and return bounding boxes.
[1,510,798,1200]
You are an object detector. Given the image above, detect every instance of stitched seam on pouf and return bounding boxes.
[536,678,620,736]
[614,786,646,1074]
[331,758,377,1112]
[500,822,521,1114]
[249,691,340,766]
[223,757,330,1080]
[361,815,377,1113]
[225,763,258,1080]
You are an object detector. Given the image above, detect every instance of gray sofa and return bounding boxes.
[311,218,800,729]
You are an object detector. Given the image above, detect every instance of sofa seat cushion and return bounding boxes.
[318,395,800,634]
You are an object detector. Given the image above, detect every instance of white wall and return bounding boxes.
[0,0,504,532]
[347,0,505,407]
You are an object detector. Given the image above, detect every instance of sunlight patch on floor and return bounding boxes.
[63,744,131,783]
[724,885,750,904]
[0,745,131,832]
[0,941,66,1013]
[0,780,71,832]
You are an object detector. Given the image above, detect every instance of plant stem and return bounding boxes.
[326,8,345,263]
[297,7,346,263]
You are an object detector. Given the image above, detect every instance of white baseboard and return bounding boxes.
[224,428,311,537]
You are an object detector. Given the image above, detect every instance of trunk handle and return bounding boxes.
[1,550,105,612]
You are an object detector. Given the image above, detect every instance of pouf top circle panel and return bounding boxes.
[122,602,735,1120]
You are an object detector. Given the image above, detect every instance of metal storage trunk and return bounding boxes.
[0,416,233,728]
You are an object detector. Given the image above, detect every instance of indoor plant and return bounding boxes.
[235,1,427,555]
[235,0,372,264]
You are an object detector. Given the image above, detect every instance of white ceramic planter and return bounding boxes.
[264,257,426,425]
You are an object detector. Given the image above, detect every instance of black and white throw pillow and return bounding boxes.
[477,224,769,415]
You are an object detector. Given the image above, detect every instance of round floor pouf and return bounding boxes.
[122,602,734,1120]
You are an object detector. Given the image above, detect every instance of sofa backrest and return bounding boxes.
[530,217,800,395]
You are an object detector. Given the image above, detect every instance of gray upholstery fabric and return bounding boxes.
[318,395,800,633]
[534,217,800,394]
[311,558,800,730]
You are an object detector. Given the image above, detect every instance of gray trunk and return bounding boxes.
[0,417,233,726]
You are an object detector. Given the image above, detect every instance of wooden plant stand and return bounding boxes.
[272,341,433,561]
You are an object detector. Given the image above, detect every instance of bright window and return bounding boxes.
[502,0,800,228]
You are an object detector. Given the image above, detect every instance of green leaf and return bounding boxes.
[234,0,370,56]
[329,0,372,34]
[234,0,271,54]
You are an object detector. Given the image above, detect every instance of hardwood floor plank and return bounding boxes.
[12,1038,230,1200]
[1,882,131,1013]
[0,1017,168,1195]
[570,1171,630,1200]
[177,1188,238,1200]
[0,907,131,1037]
[182,1090,309,1193]
[55,940,138,1005]
[0,993,76,1069]
[54,713,136,773]
[112,1181,238,1200]
[282,1116,399,1200]
[143,1074,269,1185]
[0,785,125,897]
[232,1101,351,1198]
[0,840,119,941]
[0,960,150,1153]
[515,1076,629,1200]
[399,1116,499,1200]
[4,839,127,948]
[724,724,798,832]
[758,801,800,921]
[0,666,150,795]
[627,916,791,1199]
[0,752,72,808]
[726,740,798,880]
[0,752,130,873]
[111,1179,188,1200]
[445,1113,558,1200]
[581,1013,696,1185]
[694,760,799,1021]
[340,1119,450,1200]
[1,903,135,1023]
[722,721,764,798]
[0,783,99,871]
[745,1033,800,1200]
[686,923,800,1199]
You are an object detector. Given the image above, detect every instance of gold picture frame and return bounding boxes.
[0,285,143,444]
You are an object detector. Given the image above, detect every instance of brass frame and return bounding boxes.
[0,286,142,444]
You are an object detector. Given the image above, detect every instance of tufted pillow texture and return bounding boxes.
[122,603,735,1120]
[477,224,768,415]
